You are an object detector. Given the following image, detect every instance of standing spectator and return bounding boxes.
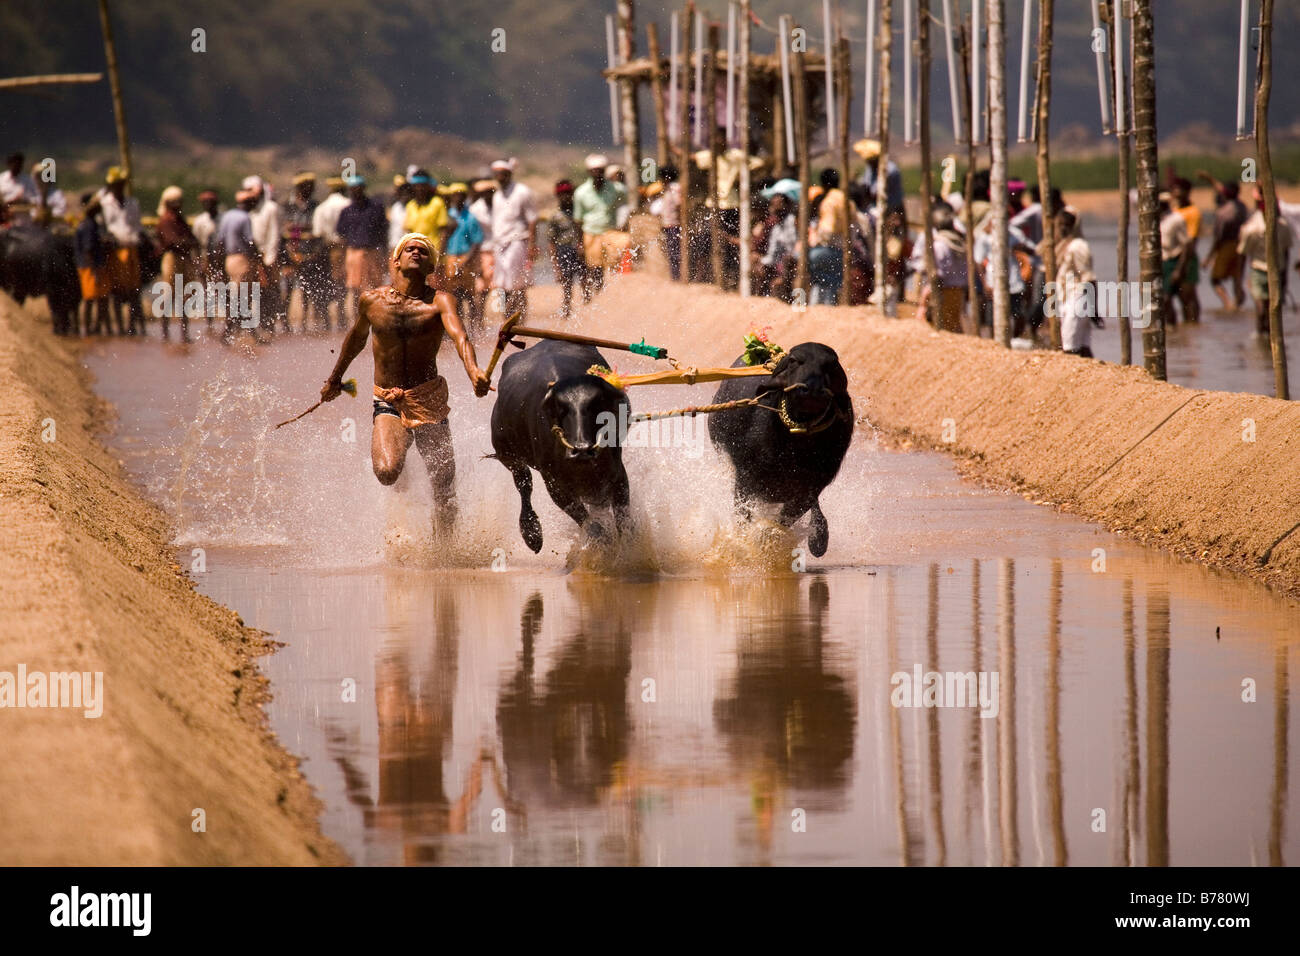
[1197,171,1248,311]
[573,154,630,299]
[808,169,847,305]
[468,179,496,321]
[215,188,259,342]
[97,166,145,335]
[0,152,39,223]
[31,160,67,226]
[1159,191,1192,327]
[336,175,388,321]
[244,175,285,332]
[1171,177,1202,323]
[548,180,585,319]
[853,139,904,211]
[486,158,538,321]
[403,170,452,251]
[1054,209,1100,358]
[191,189,222,287]
[154,185,199,341]
[74,192,113,336]
[758,182,799,302]
[313,176,350,330]
[441,182,484,329]
[909,202,968,333]
[1238,185,1293,337]
[387,175,411,254]
[657,164,683,281]
[283,172,327,332]
[605,164,631,230]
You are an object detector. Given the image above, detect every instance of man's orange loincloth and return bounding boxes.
[372,376,451,429]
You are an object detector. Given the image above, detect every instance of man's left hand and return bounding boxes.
[471,368,491,397]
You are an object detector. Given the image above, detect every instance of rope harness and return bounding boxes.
[627,385,848,436]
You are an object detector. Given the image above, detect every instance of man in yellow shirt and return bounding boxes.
[403,170,452,251]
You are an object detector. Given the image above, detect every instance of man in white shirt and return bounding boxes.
[487,159,538,320]
[97,166,145,334]
[1,152,40,224]
[243,175,286,331]
[468,179,496,320]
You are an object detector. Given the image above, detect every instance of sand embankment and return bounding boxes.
[531,275,1300,597]
[0,294,345,865]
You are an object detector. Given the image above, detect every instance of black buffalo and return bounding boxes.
[490,339,633,553]
[0,225,78,335]
[708,342,854,557]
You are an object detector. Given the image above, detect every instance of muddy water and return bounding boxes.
[86,329,1298,866]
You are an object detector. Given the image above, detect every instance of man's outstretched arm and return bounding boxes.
[321,297,372,401]
[439,290,490,396]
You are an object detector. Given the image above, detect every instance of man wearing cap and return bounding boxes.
[319,233,491,537]
[336,176,389,322]
[154,185,199,341]
[98,166,146,335]
[487,158,538,321]
[242,176,285,332]
[403,170,452,251]
[441,182,484,328]
[854,139,903,212]
[214,188,260,342]
[573,154,630,298]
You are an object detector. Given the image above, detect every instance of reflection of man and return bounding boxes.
[320,234,490,536]
[573,154,630,298]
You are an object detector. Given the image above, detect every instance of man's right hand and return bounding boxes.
[321,378,343,402]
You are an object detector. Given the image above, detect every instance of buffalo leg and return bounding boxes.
[612,467,634,537]
[542,474,599,538]
[807,499,830,558]
[502,459,543,553]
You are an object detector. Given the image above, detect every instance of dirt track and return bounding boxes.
[530,274,1300,598]
[0,294,345,865]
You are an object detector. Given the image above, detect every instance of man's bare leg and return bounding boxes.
[413,421,457,536]
[372,413,414,485]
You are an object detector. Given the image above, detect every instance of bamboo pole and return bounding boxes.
[1237,0,1251,140]
[694,11,705,146]
[866,0,879,136]
[617,0,642,210]
[1036,0,1058,349]
[707,23,723,287]
[873,0,894,308]
[96,0,131,185]
[989,0,1011,347]
[606,15,622,144]
[942,0,961,142]
[1256,0,1288,399]
[1106,0,1132,365]
[824,0,838,149]
[972,0,983,144]
[792,22,812,300]
[838,35,853,306]
[773,74,787,173]
[647,22,670,168]
[0,72,103,90]
[904,0,914,145]
[739,0,753,297]
[960,15,979,334]
[679,4,693,282]
[920,0,938,323]
[669,11,680,142]
[1090,0,1112,133]
[726,2,737,145]
[778,15,796,166]
[1017,0,1032,143]
[1132,0,1164,380]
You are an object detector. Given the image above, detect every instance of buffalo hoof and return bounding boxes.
[808,506,829,558]
[584,520,611,545]
[520,509,543,553]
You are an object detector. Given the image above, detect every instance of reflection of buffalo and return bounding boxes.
[0,226,78,334]
[490,340,633,552]
[713,577,855,790]
[496,584,634,808]
[708,343,853,557]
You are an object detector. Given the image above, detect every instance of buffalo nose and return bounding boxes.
[566,444,599,459]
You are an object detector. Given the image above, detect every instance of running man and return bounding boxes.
[319,233,491,536]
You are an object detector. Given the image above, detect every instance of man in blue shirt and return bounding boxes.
[440,183,484,329]
[336,176,389,322]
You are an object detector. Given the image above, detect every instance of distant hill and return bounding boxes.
[3,0,1297,157]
